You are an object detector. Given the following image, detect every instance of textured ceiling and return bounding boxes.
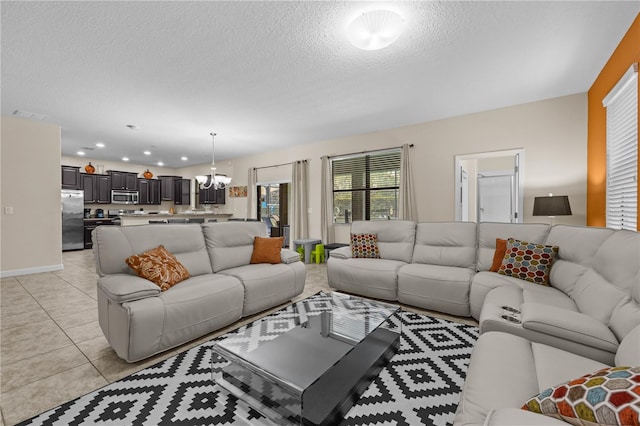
[2,1,638,167]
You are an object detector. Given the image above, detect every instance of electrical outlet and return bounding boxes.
[4,206,14,215]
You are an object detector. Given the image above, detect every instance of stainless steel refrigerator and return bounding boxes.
[62,189,84,251]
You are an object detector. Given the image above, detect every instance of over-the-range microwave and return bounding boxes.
[111,190,139,205]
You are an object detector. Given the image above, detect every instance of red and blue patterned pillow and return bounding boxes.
[351,233,380,259]
[522,366,640,426]
[497,238,559,285]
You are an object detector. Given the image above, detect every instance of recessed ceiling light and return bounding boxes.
[181,156,188,161]
[96,142,105,148]
[77,151,86,156]
[157,161,164,167]
[122,157,130,162]
[144,151,151,155]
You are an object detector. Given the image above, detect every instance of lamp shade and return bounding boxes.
[532,195,572,216]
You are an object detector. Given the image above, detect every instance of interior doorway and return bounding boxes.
[455,149,524,223]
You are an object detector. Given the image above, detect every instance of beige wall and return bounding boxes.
[220,93,588,243]
[0,93,588,274]
[1,116,63,276]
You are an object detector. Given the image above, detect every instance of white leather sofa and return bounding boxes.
[328,220,640,425]
[93,221,305,362]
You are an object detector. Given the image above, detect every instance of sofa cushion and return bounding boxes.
[398,263,473,316]
[202,222,268,273]
[522,366,640,426]
[572,230,640,331]
[616,325,640,367]
[453,332,609,426]
[327,257,405,301]
[497,238,559,286]
[544,225,614,297]
[470,271,536,319]
[350,220,416,263]
[219,262,305,316]
[350,233,380,258]
[126,245,191,291]
[477,223,551,272]
[412,222,476,268]
[93,224,213,277]
[250,237,284,264]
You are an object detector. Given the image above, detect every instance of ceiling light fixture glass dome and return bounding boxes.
[347,10,405,51]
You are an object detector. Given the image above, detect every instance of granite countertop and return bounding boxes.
[118,212,232,218]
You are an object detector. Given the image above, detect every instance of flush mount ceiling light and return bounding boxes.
[346,10,405,51]
[196,133,232,190]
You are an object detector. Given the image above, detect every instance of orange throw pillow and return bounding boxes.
[250,237,284,264]
[126,245,190,291]
[490,238,508,272]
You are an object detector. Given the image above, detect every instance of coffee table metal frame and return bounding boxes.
[212,291,402,426]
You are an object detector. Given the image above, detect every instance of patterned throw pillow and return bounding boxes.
[250,237,284,264]
[351,233,380,259]
[126,245,190,291]
[497,238,559,285]
[522,366,640,426]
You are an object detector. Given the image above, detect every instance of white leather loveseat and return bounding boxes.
[93,221,305,362]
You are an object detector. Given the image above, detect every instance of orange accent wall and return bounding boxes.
[587,14,640,229]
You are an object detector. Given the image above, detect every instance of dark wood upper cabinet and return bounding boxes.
[61,166,81,189]
[198,185,226,205]
[109,171,138,190]
[173,178,191,205]
[158,176,179,201]
[81,174,111,204]
[137,179,161,205]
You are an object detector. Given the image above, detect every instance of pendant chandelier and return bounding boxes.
[195,132,232,190]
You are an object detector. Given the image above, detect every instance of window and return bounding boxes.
[604,64,638,231]
[332,149,401,223]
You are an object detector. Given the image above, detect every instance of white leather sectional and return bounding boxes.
[327,220,640,425]
[93,221,305,362]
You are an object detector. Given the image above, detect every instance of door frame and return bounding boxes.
[454,148,525,223]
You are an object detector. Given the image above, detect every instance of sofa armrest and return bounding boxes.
[98,274,160,304]
[280,248,301,264]
[329,246,352,259]
[484,408,567,426]
[521,303,619,352]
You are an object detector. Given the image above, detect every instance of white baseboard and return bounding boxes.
[0,264,64,278]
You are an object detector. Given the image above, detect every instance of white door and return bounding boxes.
[477,173,513,223]
[460,168,469,221]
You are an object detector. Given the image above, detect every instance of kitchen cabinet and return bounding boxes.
[138,178,161,205]
[84,218,114,249]
[81,174,111,203]
[198,186,225,205]
[173,178,191,205]
[109,171,138,190]
[61,166,81,189]
[158,176,180,201]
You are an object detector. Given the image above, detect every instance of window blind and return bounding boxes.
[603,64,638,231]
[331,149,401,222]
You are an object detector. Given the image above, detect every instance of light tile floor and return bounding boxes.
[0,250,477,425]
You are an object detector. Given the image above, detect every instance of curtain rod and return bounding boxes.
[324,144,413,160]
[253,159,307,171]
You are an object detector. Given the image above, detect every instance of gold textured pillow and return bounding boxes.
[250,237,284,264]
[125,245,190,291]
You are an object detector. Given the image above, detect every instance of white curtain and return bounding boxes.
[291,160,309,240]
[399,144,418,221]
[320,156,335,244]
[246,167,257,219]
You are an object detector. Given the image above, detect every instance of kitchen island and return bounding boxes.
[117,212,233,226]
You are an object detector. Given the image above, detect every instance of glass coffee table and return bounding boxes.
[212,292,402,425]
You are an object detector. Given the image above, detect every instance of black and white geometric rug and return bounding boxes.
[19,292,479,426]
